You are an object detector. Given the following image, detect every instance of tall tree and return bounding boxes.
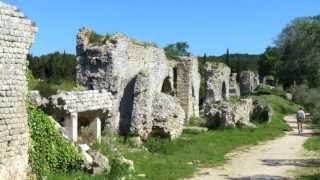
[276,16,320,88]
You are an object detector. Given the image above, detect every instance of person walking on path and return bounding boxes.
[296,107,305,134]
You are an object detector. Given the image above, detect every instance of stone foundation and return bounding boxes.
[0,2,36,179]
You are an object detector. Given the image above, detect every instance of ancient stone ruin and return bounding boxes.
[46,90,113,142]
[76,27,200,140]
[204,63,231,104]
[0,2,36,179]
[239,70,260,95]
[229,73,240,97]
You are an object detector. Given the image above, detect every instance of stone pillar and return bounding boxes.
[0,2,36,180]
[66,113,78,142]
[89,117,102,143]
[176,60,193,122]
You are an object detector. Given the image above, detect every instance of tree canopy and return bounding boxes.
[275,16,320,88]
[164,42,191,60]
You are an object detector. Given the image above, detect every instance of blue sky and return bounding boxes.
[3,0,320,56]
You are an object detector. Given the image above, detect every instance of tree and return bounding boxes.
[164,42,190,60]
[258,47,280,78]
[225,48,230,66]
[276,16,320,88]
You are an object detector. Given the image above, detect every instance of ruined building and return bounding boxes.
[0,2,36,179]
[239,71,260,95]
[46,90,113,143]
[203,63,255,127]
[76,28,200,140]
[204,63,231,104]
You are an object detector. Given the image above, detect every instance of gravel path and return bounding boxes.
[188,115,315,180]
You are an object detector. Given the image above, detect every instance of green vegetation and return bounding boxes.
[164,42,191,60]
[88,31,111,44]
[294,123,320,179]
[93,95,297,180]
[254,85,287,99]
[27,105,83,177]
[130,38,158,48]
[292,85,320,123]
[304,136,320,151]
[27,52,85,97]
[188,116,206,127]
[198,53,260,75]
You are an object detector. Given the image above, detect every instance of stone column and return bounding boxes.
[66,113,78,142]
[89,117,102,143]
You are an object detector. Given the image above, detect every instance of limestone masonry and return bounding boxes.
[204,63,231,104]
[46,90,113,142]
[0,2,36,179]
[76,27,200,140]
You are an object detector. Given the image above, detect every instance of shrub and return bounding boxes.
[89,31,111,44]
[188,116,206,127]
[27,105,83,177]
[254,85,287,98]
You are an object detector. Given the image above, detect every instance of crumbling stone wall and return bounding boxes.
[175,57,200,121]
[46,90,113,142]
[229,73,240,97]
[205,99,254,128]
[0,2,36,179]
[130,71,185,140]
[76,28,200,134]
[130,71,154,140]
[152,92,185,139]
[204,63,231,104]
[239,71,260,95]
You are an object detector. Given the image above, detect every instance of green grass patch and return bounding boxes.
[93,95,298,180]
[304,137,320,152]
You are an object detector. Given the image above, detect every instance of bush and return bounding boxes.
[254,85,287,98]
[188,116,206,127]
[292,85,320,123]
[89,31,111,44]
[27,105,83,177]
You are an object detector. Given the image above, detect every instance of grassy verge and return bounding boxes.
[44,95,298,179]
[94,95,298,180]
[295,124,320,179]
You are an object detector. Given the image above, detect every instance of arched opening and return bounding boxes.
[222,82,227,99]
[161,77,173,96]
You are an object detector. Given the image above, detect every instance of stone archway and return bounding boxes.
[161,77,173,95]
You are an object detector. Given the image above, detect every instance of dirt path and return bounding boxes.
[188,115,315,180]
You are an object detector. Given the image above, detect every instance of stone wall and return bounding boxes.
[129,71,186,140]
[76,28,200,134]
[239,71,259,95]
[204,63,231,104]
[229,73,240,97]
[46,90,113,142]
[176,57,200,121]
[205,98,254,128]
[0,2,36,179]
